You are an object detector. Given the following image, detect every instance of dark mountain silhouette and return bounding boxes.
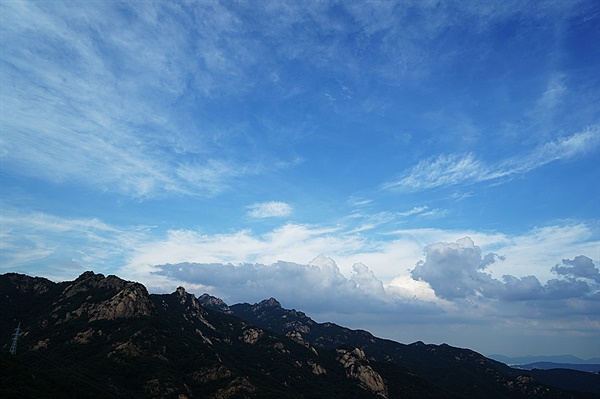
[488,354,600,366]
[513,363,600,373]
[226,297,600,397]
[1,272,597,398]
[525,369,600,395]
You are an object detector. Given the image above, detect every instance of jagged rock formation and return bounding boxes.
[198,293,234,314]
[307,359,327,375]
[337,347,389,398]
[55,272,155,322]
[240,327,263,344]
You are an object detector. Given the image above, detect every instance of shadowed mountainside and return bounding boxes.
[1,272,597,398]
[227,297,600,397]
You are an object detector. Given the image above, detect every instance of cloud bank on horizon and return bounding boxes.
[1,1,599,358]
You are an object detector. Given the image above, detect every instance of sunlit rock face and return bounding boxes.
[54,271,155,322]
[336,347,389,398]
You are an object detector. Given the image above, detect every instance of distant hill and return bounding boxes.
[525,369,600,395]
[513,363,600,373]
[2,271,598,398]
[489,354,600,365]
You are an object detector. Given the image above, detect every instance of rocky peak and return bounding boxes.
[53,272,155,322]
[255,297,281,309]
[61,271,132,298]
[2,273,55,295]
[176,286,188,299]
[173,286,200,308]
[170,286,215,330]
[91,282,154,321]
[198,293,233,315]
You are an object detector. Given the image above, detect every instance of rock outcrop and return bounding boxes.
[336,347,389,398]
[1,273,54,295]
[240,327,263,344]
[53,271,155,322]
[198,293,234,314]
[174,287,215,330]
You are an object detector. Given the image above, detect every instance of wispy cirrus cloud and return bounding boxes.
[247,201,293,219]
[2,1,594,200]
[0,1,276,199]
[384,126,600,192]
[383,153,489,192]
[0,207,147,279]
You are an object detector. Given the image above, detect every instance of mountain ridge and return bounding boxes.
[0,271,438,398]
[212,293,600,397]
[2,271,598,398]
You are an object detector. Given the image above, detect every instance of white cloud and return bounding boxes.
[411,237,501,299]
[347,197,374,207]
[522,126,600,167]
[0,1,276,199]
[537,74,567,112]
[4,205,596,297]
[0,207,146,280]
[3,206,598,357]
[375,224,599,286]
[552,255,600,284]
[115,220,599,311]
[384,126,600,192]
[410,237,599,305]
[485,224,600,284]
[383,153,487,191]
[155,256,441,315]
[386,274,440,303]
[2,1,595,201]
[398,206,429,216]
[150,239,598,327]
[247,201,293,219]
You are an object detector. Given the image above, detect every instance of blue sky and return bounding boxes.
[1,0,599,358]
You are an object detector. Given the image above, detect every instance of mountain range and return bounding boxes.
[1,271,598,398]
[488,355,600,366]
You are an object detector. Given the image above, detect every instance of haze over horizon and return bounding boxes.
[1,1,599,359]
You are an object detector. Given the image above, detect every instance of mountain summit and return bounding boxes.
[1,272,598,399]
[256,297,281,308]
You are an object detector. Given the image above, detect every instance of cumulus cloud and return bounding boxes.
[117,223,373,289]
[152,242,598,329]
[410,237,599,303]
[352,262,386,297]
[499,275,544,301]
[551,256,600,283]
[411,237,501,299]
[155,256,434,315]
[3,205,598,328]
[247,201,293,219]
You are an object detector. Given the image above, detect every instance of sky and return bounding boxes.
[1,0,599,359]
